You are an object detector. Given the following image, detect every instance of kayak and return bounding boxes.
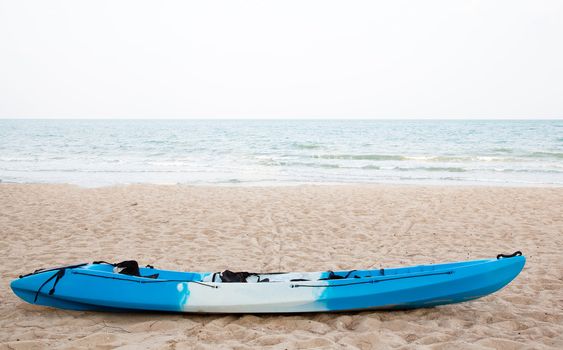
[11,252,525,313]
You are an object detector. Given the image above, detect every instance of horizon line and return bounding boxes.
[1,117,562,121]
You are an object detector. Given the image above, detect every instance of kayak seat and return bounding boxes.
[114,261,141,277]
[210,271,273,283]
[220,270,254,283]
[112,261,159,279]
[318,270,362,280]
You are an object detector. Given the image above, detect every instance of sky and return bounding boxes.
[0,0,562,119]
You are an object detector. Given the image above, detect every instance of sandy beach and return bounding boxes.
[0,184,562,349]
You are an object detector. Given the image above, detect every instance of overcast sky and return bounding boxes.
[0,0,562,119]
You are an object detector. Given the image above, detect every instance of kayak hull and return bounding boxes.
[11,255,525,313]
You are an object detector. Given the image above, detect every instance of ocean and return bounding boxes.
[0,119,562,187]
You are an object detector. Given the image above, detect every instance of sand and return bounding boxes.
[0,184,562,349]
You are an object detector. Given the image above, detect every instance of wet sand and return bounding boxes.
[1,184,562,349]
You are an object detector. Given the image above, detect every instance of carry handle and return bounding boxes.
[497,251,522,259]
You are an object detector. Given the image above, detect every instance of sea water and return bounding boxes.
[0,119,562,187]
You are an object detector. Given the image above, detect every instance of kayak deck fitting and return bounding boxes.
[11,252,525,313]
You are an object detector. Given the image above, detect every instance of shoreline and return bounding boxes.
[2,180,563,189]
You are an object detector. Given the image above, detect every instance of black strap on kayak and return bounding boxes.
[319,271,342,280]
[31,264,89,302]
[497,251,522,259]
[291,270,454,288]
[48,269,66,296]
[319,270,358,280]
[19,262,88,279]
[34,270,60,302]
[93,260,155,276]
[21,268,46,278]
[71,271,219,288]
[219,270,261,283]
[211,271,272,283]
[34,268,67,302]
[115,261,141,277]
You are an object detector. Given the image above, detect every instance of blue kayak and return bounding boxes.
[11,252,525,313]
